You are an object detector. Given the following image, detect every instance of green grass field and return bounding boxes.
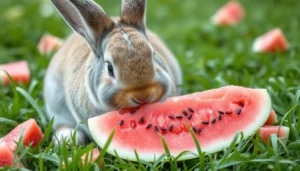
[1,0,300,170]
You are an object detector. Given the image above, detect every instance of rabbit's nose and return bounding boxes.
[132,92,153,105]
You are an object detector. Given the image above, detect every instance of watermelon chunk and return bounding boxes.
[264,109,278,125]
[80,148,100,166]
[37,34,64,55]
[64,148,101,168]
[258,126,289,145]
[252,28,289,53]
[0,142,23,168]
[88,86,271,161]
[211,1,245,26]
[0,119,44,151]
[0,61,30,86]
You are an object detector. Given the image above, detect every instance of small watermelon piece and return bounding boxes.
[0,142,24,168]
[37,34,64,55]
[0,61,30,86]
[211,1,245,26]
[258,126,290,145]
[264,109,278,125]
[1,119,44,151]
[80,148,100,166]
[64,148,101,168]
[88,86,271,161]
[252,28,289,53]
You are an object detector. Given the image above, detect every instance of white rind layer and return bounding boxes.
[0,69,5,85]
[252,37,262,52]
[89,89,271,162]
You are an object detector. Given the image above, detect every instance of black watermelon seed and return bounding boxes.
[211,118,216,124]
[130,110,136,114]
[139,117,145,123]
[218,114,222,121]
[169,115,175,119]
[225,111,232,114]
[218,110,224,114]
[182,110,188,116]
[238,102,244,107]
[155,126,159,132]
[202,121,209,125]
[169,124,174,131]
[192,126,197,132]
[188,107,194,113]
[119,120,124,126]
[161,128,167,131]
[176,116,183,119]
[146,124,152,129]
[197,128,201,135]
[188,114,193,120]
[237,108,242,115]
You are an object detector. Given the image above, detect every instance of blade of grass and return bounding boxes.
[96,129,115,170]
[0,117,18,126]
[158,133,176,170]
[134,149,146,171]
[16,87,47,130]
[183,122,205,171]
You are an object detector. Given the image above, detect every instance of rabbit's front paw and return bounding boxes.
[54,127,86,145]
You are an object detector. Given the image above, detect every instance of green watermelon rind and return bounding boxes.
[88,88,271,162]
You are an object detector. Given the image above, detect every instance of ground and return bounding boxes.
[1,0,300,170]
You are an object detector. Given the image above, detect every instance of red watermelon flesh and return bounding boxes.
[1,119,44,151]
[252,28,289,53]
[88,86,271,161]
[37,34,63,55]
[0,61,30,86]
[264,109,277,125]
[0,142,24,168]
[258,126,289,145]
[211,1,245,26]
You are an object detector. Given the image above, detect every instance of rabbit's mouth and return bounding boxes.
[131,92,154,106]
[112,84,166,108]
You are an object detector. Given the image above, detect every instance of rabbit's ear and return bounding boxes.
[51,0,114,53]
[121,0,146,30]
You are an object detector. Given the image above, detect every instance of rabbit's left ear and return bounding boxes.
[121,0,147,30]
[51,0,114,54]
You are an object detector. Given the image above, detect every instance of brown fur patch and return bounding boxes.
[106,27,155,87]
[70,0,114,35]
[121,0,146,28]
[113,82,165,107]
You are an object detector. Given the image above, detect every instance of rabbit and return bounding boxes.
[44,0,182,144]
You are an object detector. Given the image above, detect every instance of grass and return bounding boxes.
[1,0,300,170]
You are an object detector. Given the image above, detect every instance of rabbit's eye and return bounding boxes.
[107,63,114,78]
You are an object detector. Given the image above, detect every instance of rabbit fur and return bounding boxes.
[44,0,182,144]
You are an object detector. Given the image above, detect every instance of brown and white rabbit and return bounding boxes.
[44,0,182,144]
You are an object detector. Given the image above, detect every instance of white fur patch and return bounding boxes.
[84,66,101,108]
[120,29,132,48]
[55,127,85,145]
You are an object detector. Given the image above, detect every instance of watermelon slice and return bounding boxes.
[0,119,44,151]
[88,86,271,161]
[80,148,100,166]
[0,61,30,86]
[264,109,278,125]
[258,126,289,145]
[252,28,289,53]
[37,34,64,55]
[64,148,101,168]
[0,142,24,168]
[211,1,245,26]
